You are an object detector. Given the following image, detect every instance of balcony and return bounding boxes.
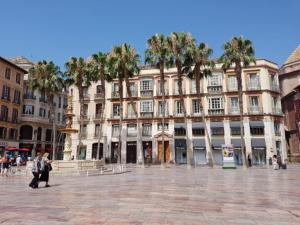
[126,90,138,98]
[1,95,10,102]
[93,114,103,120]
[272,107,282,115]
[247,82,261,91]
[23,93,36,100]
[248,106,263,114]
[156,111,169,117]
[208,109,224,115]
[12,99,21,105]
[94,93,104,100]
[0,116,9,122]
[77,115,90,121]
[39,97,47,103]
[125,113,136,119]
[156,89,169,96]
[207,86,223,93]
[111,91,120,99]
[111,114,120,119]
[83,93,90,100]
[140,112,153,118]
[140,90,153,97]
[174,112,184,117]
[228,107,240,115]
[80,132,87,139]
[191,111,202,117]
[271,84,280,92]
[11,118,18,124]
[173,88,185,95]
[227,85,238,92]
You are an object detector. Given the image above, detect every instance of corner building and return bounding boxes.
[70,59,286,165]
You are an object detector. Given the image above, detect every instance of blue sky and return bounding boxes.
[1,0,299,69]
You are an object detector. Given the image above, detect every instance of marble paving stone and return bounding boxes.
[1,165,300,224]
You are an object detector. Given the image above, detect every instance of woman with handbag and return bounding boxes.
[39,153,52,187]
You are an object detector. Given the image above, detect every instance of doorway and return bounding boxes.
[126,141,137,163]
[157,141,170,162]
[92,143,103,159]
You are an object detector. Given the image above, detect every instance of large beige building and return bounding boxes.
[0,57,26,152]
[11,57,67,159]
[70,59,286,166]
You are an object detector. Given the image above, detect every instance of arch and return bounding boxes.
[20,125,33,140]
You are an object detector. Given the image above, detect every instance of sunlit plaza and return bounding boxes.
[1,165,300,225]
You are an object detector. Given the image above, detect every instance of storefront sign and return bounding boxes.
[222,144,236,169]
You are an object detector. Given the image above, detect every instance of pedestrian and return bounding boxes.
[39,153,52,188]
[16,155,22,171]
[272,155,278,170]
[0,155,9,177]
[247,154,252,167]
[29,152,44,189]
[277,154,282,169]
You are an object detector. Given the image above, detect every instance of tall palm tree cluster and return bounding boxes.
[29,34,255,168]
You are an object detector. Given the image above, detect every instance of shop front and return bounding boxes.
[126,141,137,163]
[231,139,243,165]
[193,139,206,165]
[175,139,187,164]
[92,143,103,159]
[251,138,266,165]
[212,139,224,165]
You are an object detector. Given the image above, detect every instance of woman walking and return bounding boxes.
[39,153,52,187]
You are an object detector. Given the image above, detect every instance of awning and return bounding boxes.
[230,122,241,127]
[192,123,204,128]
[193,139,206,150]
[231,139,241,149]
[250,121,264,128]
[5,147,18,151]
[174,123,186,129]
[251,138,266,150]
[212,139,224,150]
[210,122,224,128]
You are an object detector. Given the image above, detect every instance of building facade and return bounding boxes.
[279,45,300,162]
[70,59,286,166]
[11,57,67,158]
[0,57,26,152]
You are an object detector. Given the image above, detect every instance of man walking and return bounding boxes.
[29,152,44,189]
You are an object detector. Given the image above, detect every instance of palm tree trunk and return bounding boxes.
[176,61,191,167]
[236,63,248,169]
[160,63,165,167]
[117,79,123,164]
[96,79,105,161]
[48,95,56,160]
[78,87,84,160]
[194,66,215,167]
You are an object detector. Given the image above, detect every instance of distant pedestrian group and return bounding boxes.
[29,152,52,189]
[272,154,283,170]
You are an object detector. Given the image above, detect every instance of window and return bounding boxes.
[57,113,61,122]
[140,80,153,91]
[81,125,87,136]
[13,90,21,104]
[39,108,46,117]
[230,97,239,112]
[128,83,136,95]
[142,124,152,136]
[95,124,100,136]
[249,96,259,112]
[0,127,7,139]
[158,101,168,115]
[9,128,18,140]
[83,104,88,116]
[192,100,200,114]
[140,101,153,112]
[113,83,119,92]
[16,73,21,84]
[231,127,241,135]
[0,106,9,121]
[12,108,18,123]
[175,101,183,114]
[157,80,168,94]
[112,125,120,137]
[250,127,264,135]
[228,76,237,90]
[248,74,260,89]
[211,127,224,136]
[96,103,103,115]
[45,129,52,141]
[191,80,197,93]
[174,80,184,94]
[175,126,186,136]
[127,103,136,117]
[58,97,61,108]
[96,85,103,94]
[2,86,10,100]
[23,105,34,115]
[5,68,11,79]
[127,124,137,137]
[208,73,222,86]
[208,97,224,109]
[192,128,205,136]
[113,104,120,116]
[274,123,281,136]
[158,123,168,131]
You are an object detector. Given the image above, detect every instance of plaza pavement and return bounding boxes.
[0,165,300,225]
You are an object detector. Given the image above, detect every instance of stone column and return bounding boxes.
[121,124,127,164]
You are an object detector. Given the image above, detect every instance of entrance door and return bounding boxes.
[194,149,206,165]
[158,141,170,162]
[126,142,137,163]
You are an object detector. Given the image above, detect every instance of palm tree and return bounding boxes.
[65,57,98,159]
[219,36,256,169]
[28,60,64,160]
[168,32,194,167]
[108,44,140,164]
[91,52,112,161]
[184,42,215,167]
[145,34,173,166]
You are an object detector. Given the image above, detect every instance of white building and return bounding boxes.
[70,59,286,166]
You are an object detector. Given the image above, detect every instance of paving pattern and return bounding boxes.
[1,165,300,225]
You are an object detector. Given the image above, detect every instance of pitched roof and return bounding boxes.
[284,44,300,65]
[0,56,28,73]
[10,56,34,65]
